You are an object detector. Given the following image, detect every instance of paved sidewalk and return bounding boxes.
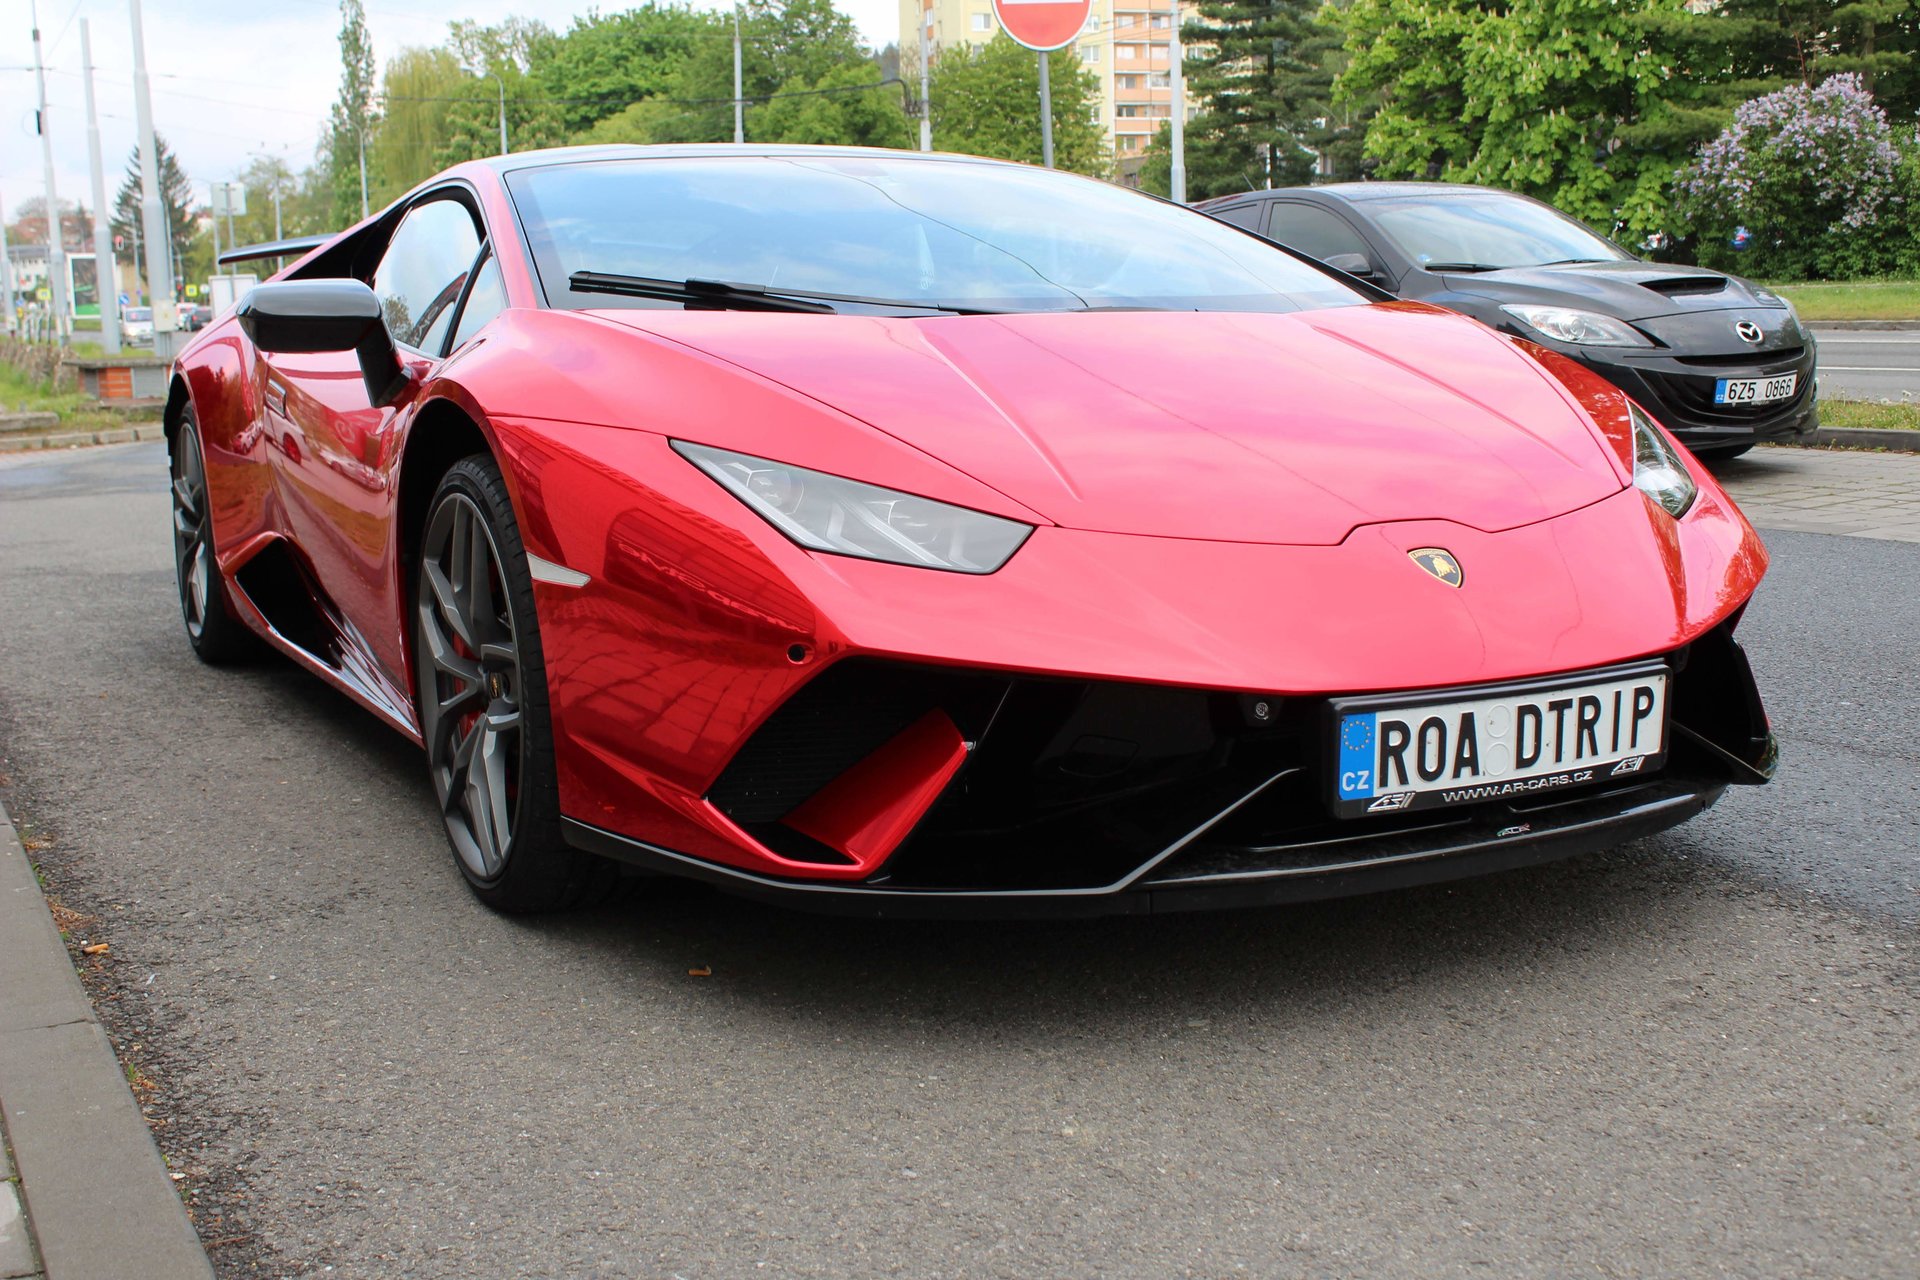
[0,806,213,1280]
[1714,444,1920,543]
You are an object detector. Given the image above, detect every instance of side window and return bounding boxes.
[1209,203,1262,231]
[448,254,506,353]
[370,198,482,352]
[1264,203,1373,264]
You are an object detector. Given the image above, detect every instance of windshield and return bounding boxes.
[124,307,152,321]
[507,154,1366,315]
[1367,194,1631,271]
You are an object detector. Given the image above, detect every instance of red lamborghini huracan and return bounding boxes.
[169,145,1776,916]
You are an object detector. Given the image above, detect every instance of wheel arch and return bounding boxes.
[396,397,498,586]
[162,373,192,455]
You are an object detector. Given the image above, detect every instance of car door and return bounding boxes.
[264,192,488,696]
[1260,201,1396,290]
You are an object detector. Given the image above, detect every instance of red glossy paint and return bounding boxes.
[167,151,1770,890]
[783,710,971,871]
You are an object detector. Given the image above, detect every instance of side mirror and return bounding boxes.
[1323,252,1381,282]
[235,280,410,407]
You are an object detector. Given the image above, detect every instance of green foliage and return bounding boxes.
[326,0,380,226]
[1140,0,1351,200]
[372,46,466,202]
[1334,0,1726,239]
[929,36,1107,175]
[752,63,913,148]
[109,135,195,287]
[529,5,728,134]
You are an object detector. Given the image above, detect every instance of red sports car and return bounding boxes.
[170,145,1776,916]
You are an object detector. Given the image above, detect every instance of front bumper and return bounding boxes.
[560,622,1775,918]
[1576,342,1818,450]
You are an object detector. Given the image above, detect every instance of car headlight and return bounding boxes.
[1501,305,1650,347]
[1629,404,1696,519]
[673,441,1033,574]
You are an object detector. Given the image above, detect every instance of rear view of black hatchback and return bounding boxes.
[1202,183,1816,459]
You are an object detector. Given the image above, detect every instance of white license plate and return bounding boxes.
[1331,666,1668,817]
[1714,373,1797,405]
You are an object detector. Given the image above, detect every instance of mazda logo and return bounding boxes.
[1736,320,1765,344]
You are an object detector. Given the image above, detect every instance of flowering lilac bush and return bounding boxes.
[1677,75,1918,280]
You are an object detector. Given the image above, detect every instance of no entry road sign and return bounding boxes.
[991,0,1091,52]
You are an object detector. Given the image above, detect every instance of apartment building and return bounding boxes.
[897,0,1198,168]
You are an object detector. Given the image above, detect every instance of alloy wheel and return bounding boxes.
[170,426,215,639]
[417,492,524,881]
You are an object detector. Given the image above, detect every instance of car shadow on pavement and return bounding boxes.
[510,839,1729,1048]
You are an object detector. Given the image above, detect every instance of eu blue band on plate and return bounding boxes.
[1337,714,1375,800]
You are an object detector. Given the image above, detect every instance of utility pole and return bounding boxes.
[1168,0,1186,204]
[918,3,932,152]
[0,185,16,337]
[130,0,180,356]
[498,77,509,155]
[732,7,744,144]
[209,185,221,277]
[82,19,121,353]
[357,128,369,221]
[31,1,72,340]
[272,183,283,240]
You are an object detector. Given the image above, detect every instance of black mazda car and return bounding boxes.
[1200,183,1817,458]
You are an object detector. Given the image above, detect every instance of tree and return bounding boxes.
[530,5,729,134]
[752,62,912,147]
[6,196,91,249]
[326,0,380,225]
[372,46,466,201]
[930,36,1108,175]
[640,0,872,144]
[1141,0,1342,201]
[1678,73,1918,279]
[110,135,195,290]
[1333,0,1727,239]
[434,18,569,166]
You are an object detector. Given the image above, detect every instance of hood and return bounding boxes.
[1448,260,1790,324]
[595,303,1627,546]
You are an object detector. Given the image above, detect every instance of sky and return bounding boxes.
[2,0,904,228]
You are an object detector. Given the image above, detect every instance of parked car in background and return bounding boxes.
[180,303,212,331]
[120,305,154,345]
[1200,183,1816,459]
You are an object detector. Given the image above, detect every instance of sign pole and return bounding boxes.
[991,0,1089,169]
[1037,51,1054,169]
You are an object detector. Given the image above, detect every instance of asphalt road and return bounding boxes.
[0,442,1915,1279]
[1816,328,1920,401]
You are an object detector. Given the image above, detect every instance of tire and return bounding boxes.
[170,409,259,665]
[413,454,617,912]
[1694,442,1754,462]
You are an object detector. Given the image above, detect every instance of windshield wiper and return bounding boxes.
[568,271,997,315]
[1420,262,1504,273]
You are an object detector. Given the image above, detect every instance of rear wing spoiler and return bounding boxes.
[217,234,331,267]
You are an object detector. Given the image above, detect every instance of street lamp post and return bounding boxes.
[82,19,122,353]
[1168,0,1186,204]
[490,74,509,155]
[31,0,72,341]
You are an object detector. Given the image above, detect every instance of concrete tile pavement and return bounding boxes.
[1712,445,1920,543]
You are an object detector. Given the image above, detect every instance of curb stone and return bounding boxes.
[1799,426,1920,453]
[0,804,215,1280]
[0,424,165,454]
[1806,319,1920,331]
